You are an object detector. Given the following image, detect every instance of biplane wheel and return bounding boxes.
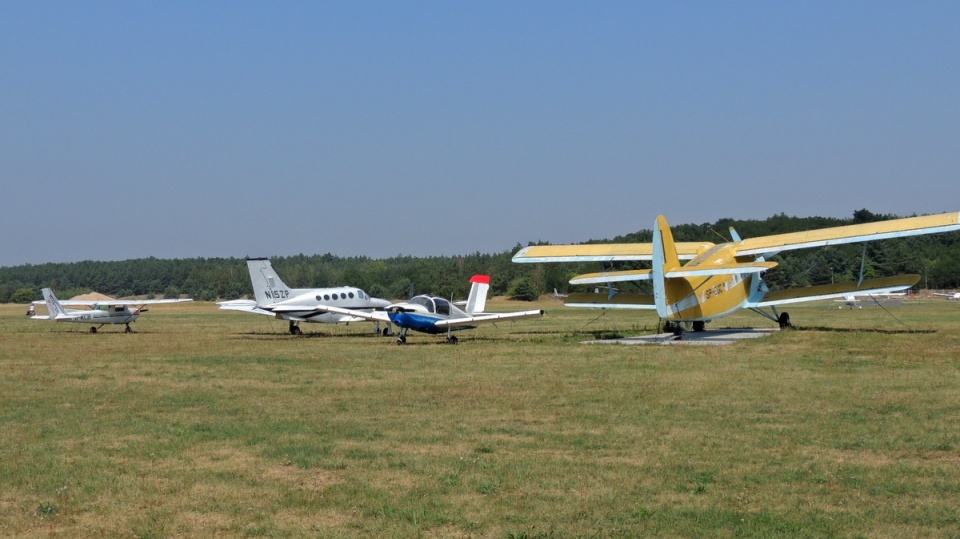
[692,321,705,332]
[778,312,792,329]
[90,327,97,334]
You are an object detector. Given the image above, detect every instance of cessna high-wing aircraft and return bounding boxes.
[32,288,193,333]
[218,258,392,335]
[271,275,544,344]
[933,291,960,300]
[513,212,960,331]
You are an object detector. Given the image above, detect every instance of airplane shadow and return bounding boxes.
[792,326,937,335]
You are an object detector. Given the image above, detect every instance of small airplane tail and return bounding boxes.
[246,258,292,305]
[465,275,491,314]
[41,288,69,319]
[652,215,681,318]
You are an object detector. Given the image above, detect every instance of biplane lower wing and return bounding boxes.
[752,275,920,307]
[564,291,656,310]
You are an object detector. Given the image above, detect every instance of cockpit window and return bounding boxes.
[411,296,433,312]
[434,298,451,316]
[358,290,369,300]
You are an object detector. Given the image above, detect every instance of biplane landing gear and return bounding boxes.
[90,326,97,334]
[692,321,706,332]
[778,312,792,329]
[289,321,302,335]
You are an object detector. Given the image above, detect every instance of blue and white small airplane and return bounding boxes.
[33,288,193,333]
[272,275,544,344]
[218,258,392,335]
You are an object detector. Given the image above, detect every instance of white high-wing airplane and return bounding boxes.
[32,288,193,333]
[933,291,960,300]
[218,258,392,335]
[273,274,544,344]
[834,292,906,309]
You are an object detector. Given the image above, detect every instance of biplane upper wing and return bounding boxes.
[734,212,960,258]
[512,242,714,263]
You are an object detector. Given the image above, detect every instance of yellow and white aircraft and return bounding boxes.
[513,212,960,330]
[32,288,193,333]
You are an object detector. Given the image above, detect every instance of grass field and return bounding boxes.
[2,298,959,538]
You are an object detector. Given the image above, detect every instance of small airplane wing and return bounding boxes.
[274,303,392,323]
[753,275,920,307]
[54,298,193,306]
[434,309,544,328]
[513,242,714,263]
[735,212,960,257]
[665,261,779,278]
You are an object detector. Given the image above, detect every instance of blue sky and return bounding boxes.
[2,1,958,266]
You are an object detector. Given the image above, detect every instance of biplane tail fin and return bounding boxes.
[652,215,681,318]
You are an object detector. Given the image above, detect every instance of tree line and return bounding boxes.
[2,209,958,304]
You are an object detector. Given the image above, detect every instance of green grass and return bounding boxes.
[1,298,959,537]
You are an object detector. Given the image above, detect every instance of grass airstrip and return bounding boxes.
[1,297,959,538]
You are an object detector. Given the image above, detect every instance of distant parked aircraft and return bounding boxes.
[275,275,544,344]
[834,292,906,309]
[32,288,192,333]
[933,291,960,300]
[218,258,392,335]
[552,288,568,301]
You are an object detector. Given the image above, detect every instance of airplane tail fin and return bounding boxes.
[465,275,491,314]
[41,288,69,319]
[652,215,681,318]
[246,258,292,305]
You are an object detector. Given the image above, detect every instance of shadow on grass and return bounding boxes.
[792,326,937,335]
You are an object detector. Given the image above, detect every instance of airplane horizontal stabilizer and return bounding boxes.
[564,292,656,310]
[570,270,651,285]
[665,261,778,278]
[754,274,920,307]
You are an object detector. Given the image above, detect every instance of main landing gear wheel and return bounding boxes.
[124,324,132,334]
[396,335,407,345]
[289,321,303,335]
[90,327,97,334]
[447,335,459,345]
[692,321,705,332]
[778,312,792,329]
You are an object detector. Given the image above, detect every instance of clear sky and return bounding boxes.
[2,1,958,267]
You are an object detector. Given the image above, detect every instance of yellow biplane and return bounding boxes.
[513,212,960,330]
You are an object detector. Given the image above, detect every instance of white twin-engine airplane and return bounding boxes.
[513,212,960,331]
[33,288,193,333]
[217,258,392,335]
[274,274,544,344]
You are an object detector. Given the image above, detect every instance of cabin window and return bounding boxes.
[324,294,330,301]
[434,298,451,316]
[348,292,355,299]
